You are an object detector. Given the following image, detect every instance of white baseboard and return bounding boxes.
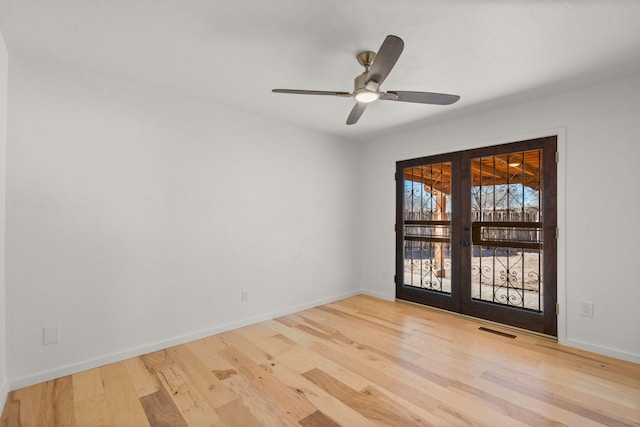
[359,289,395,301]
[564,338,640,365]
[8,289,361,391]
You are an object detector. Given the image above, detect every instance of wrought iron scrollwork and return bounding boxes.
[472,246,542,311]
[404,240,451,293]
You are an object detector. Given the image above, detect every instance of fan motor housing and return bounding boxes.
[354,71,367,91]
[353,72,380,102]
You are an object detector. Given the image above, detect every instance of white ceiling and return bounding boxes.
[1,0,640,142]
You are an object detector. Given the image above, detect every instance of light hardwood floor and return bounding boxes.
[2,295,639,426]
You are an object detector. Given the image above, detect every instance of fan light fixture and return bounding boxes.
[354,90,380,103]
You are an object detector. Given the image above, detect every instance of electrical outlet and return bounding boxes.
[579,302,594,318]
[241,289,248,302]
[43,324,61,345]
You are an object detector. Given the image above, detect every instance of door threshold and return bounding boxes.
[396,298,557,342]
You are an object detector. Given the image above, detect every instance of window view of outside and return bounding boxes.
[471,150,543,311]
[403,162,452,293]
[402,149,544,312]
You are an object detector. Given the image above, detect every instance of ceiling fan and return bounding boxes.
[272,35,460,125]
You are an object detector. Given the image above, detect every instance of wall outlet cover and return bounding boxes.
[43,324,61,345]
[580,302,594,318]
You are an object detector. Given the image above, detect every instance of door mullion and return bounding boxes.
[543,137,558,336]
[395,162,405,298]
[457,151,472,314]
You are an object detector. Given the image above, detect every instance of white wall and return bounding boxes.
[6,55,360,385]
[0,28,8,403]
[360,73,640,363]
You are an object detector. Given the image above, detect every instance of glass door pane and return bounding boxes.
[403,162,453,293]
[470,149,544,312]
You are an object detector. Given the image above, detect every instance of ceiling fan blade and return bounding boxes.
[366,35,404,86]
[384,91,460,105]
[346,103,367,125]
[272,89,351,97]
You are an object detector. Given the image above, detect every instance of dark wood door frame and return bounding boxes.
[396,136,558,336]
[395,151,463,313]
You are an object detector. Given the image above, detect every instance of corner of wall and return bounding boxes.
[359,289,395,301]
[0,382,8,417]
[0,26,9,412]
[563,339,640,365]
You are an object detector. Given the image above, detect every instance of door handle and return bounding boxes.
[461,241,470,247]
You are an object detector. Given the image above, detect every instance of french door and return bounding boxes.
[396,136,557,336]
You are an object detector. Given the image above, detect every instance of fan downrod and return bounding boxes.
[356,51,376,69]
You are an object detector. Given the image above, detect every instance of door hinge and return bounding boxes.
[555,151,559,163]
[394,172,399,181]
[556,227,559,239]
[394,274,397,283]
[556,303,559,316]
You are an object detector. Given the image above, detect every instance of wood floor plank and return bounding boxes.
[33,381,57,426]
[299,410,342,427]
[0,393,20,427]
[141,349,175,372]
[494,359,638,414]
[2,295,639,426]
[308,340,444,411]
[166,344,237,409]
[220,374,299,427]
[438,384,533,427]
[154,363,224,425]
[6,384,44,427]
[539,362,638,408]
[266,368,378,427]
[302,367,429,426]
[228,325,366,394]
[72,369,114,426]
[448,378,565,427]
[49,376,76,426]
[277,345,371,392]
[124,356,160,398]
[219,331,275,365]
[298,309,424,362]
[25,378,74,426]
[314,305,414,342]
[217,344,317,421]
[214,398,263,427]
[268,318,317,346]
[139,388,188,427]
[233,324,297,359]
[463,370,600,426]
[231,349,379,427]
[481,370,639,426]
[431,403,489,427]
[99,362,151,426]
[186,339,236,374]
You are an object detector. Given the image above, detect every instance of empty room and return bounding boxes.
[0,1,639,425]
